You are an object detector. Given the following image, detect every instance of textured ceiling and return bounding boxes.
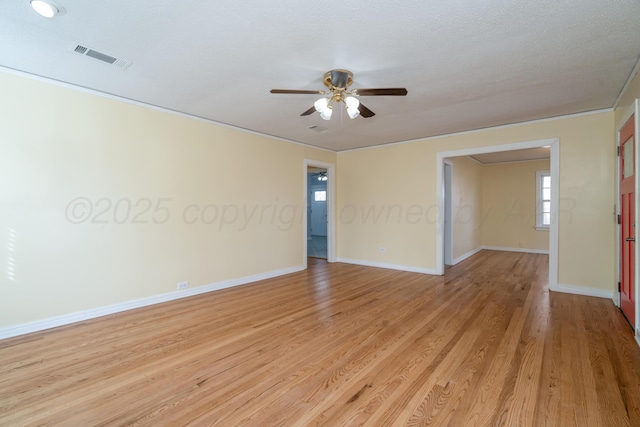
[1,0,640,151]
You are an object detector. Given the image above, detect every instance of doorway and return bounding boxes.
[436,138,560,290]
[303,159,335,267]
[308,168,327,259]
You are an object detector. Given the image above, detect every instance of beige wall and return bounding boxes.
[336,143,433,269]
[338,111,615,291]
[0,71,335,328]
[481,159,550,251]
[448,157,483,260]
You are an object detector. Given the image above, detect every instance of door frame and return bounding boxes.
[303,159,335,267]
[443,160,454,265]
[435,138,559,291]
[616,100,640,339]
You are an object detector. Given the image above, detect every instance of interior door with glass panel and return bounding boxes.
[620,115,635,327]
[311,186,328,237]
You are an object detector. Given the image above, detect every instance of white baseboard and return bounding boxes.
[336,257,438,275]
[549,282,614,300]
[482,246,550,255]
[451,247,483,265]
[0,265,305,341]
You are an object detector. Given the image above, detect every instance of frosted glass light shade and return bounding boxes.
[319,106,333,120]
[345,96,360,119]
[314,98,329,113]
[345,96,360,109]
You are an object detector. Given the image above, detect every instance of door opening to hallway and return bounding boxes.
[307,168,327,259]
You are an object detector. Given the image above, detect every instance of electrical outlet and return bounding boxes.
[379,247,386,253]
[177,281,189,290]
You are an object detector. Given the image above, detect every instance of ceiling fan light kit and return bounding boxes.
[270,69,407,121]
[345,96,360,119]
[314,98,332,120]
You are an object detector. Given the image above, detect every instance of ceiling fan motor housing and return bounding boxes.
[324,69,353,90]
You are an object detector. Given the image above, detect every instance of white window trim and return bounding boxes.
[536,170,551,231]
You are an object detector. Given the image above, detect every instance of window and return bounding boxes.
[536,170,551,229]
[623,136,634,178]
[314,190,326,202]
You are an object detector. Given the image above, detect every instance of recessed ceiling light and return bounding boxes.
[30,0,61,18]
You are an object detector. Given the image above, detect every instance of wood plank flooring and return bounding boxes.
[1,250,640,426]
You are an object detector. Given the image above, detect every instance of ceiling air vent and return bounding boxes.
[308,125,329,134]
[69,44,132,69]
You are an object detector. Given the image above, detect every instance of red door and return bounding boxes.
[620,115,635,327]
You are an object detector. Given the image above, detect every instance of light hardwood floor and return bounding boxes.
[1,251,640,426]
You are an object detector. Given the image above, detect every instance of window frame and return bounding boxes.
[536,170,551,230]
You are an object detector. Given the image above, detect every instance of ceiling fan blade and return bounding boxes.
[300,106,316,116]
[355,88,408,96]
[270,89,324,95]
[358,102,375,118]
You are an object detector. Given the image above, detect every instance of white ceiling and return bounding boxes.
[2,0,639,151]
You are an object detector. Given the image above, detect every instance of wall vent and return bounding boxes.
[69,44,132,69]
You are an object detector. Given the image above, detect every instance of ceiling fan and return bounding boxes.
[270,69,407,120]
